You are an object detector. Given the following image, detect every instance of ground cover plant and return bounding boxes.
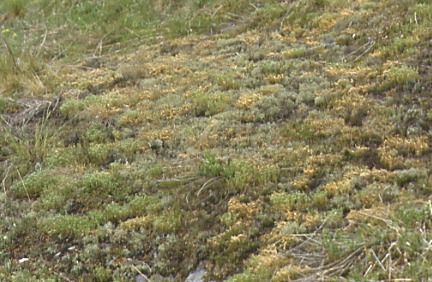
[0,0,431,281]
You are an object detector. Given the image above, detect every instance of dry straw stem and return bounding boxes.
[16,168,30,201]
[2,161,12,202]
[186,176,222,209]
[131,264,152,282]
[1,33,18,73]
[197,176,223,196]
[343,39,376,62]
[279,207,413,281]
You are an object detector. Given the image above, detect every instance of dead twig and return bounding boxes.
[131,264,152,282]
[2,162,12,202]
[197,176,222,196]
[57,272,73,282]
[16,168,30,201]
[186,189,192,210]
[313,245,365,277]
[357,210,400,233]
[370,248,386,271]
[342,40,375,62]
[0,115,13,129]
[279,1,299,33]
[394,61,431,69]
[156,176,198,184]
[354,40,376,61]
[36,28,48,57]
[1,35,18,73]
[211,5,223,18]
[94,32,111,57]
[186,176,222,209]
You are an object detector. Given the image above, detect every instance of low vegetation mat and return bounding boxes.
[1,0,431,281]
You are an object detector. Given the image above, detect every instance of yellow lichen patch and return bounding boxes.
[323,167,386,197]
[236,93,259,110]
[273,266,305,282]
[346,83,377,94]
[380,136,430,157]
[346,144,371,157]
[118,110,142,126]
[379,149,405,170]
[158,128,175,141]
[159,105,180,120]
[120,216,153,231]
[238,31,262,44]
[230,233,247,243]
[208,221,246,246]
[261,214,322,252]
[325,178,353,197]
[143,62,191,77]
[310,153,344,167]
[346,206,395,228]
[194,38,217,52]
[68,68,119,91]
[316,13,342,31]
[228,197,262,219]
[293,165,317,190]
[265,74,284,84]
[292,177,311,191]
[325,65,373,79]
[262,221,297,247]
[356,182,389,207]
[334,90,370,107]
[378,136,429,170]
[84,103,124,121]
[198,53,231,64]
[246,247,286,268]
[309,117,345,137]
[178,103,194,116]
[370,48,387,59]
[302,212,322,230]
[359,168,395,183]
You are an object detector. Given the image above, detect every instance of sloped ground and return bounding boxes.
[1,0,431,281]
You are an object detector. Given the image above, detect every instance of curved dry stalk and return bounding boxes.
[197,176,222,196]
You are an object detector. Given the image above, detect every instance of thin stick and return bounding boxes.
[249,3,259,10]
[2,162,12,202]
[211,5,223,18]
[94,32,111,57]
[354,40,376,61]
[197,176,222,196]
[186,190,192,210]
[16,168,30,201]
[342,40,373,62]
[279,1,297,33]
[370,249,386,271]
[357,211,399,232]
[1,35,18,73]
[36,28,48,57]
[0,115,12,128]
[57,272,73,282]
[131,265,151,282]
[364,263,373,276]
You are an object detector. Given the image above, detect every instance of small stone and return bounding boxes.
[35,162,42,171]
[185,267,206,282]
[18,258,29,263]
